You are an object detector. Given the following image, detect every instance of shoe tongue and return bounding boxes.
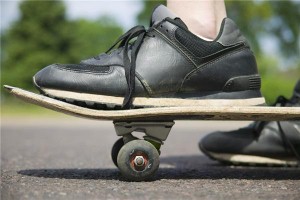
[151,5,177,25]
[292,80,300,101]
[293,80,300,97]
[288,80,300,106]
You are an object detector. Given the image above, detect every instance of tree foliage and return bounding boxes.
[226,1,300,60]
[1,0,122,92]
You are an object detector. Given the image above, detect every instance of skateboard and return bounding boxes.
[5,85,300,181]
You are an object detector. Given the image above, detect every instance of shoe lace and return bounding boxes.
[253,96,288,136]
[93,18,181,109]
[253,95,300,163]
[277,121,300,163]
[95,25,151,109]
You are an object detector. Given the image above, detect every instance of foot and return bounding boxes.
[199,80,300,167]
[33,5,265,109]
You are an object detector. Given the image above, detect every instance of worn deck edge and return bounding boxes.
[5,85,300,121]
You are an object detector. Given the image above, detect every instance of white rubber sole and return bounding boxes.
[208,151,298,166]
[41,88,266,107]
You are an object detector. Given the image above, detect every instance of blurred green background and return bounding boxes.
[1,0,299,116]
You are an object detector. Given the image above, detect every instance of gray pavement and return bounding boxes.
[1,117,300,199]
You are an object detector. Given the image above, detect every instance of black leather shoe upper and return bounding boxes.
[201,121,300,158]
[34,5,262,108]
[200,80,300,159]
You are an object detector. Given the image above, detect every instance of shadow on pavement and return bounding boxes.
[18,155,300,181]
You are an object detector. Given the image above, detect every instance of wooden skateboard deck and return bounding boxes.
[5,85,300,121]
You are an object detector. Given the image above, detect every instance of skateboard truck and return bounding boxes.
[113,121,175,144]
[112,121,175,181]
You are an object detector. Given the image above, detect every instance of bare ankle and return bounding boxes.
[167,0,226,40]
[186,18,218,40]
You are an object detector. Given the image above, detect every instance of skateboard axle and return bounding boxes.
[134,156,145,166]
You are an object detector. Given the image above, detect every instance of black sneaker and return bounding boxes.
[33,5,265,109]
[199,80,300,167]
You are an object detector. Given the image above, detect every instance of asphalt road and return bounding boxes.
[1,116,300,199]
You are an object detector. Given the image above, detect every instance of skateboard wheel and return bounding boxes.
[117,140,160,181]
[111,138,124,167]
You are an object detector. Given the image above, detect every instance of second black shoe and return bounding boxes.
[199,80,300,167]
[33,5,265,109]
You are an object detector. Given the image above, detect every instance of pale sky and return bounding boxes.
[1,0,144,32]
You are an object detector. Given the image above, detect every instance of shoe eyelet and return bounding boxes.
[166,29,169,33]
[160,25,163,28]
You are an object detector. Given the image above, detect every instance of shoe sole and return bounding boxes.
[199,144,298,167]
[39,88,266,109]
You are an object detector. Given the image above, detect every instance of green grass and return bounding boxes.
[261,74,298,105]
[1,99,61,117]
